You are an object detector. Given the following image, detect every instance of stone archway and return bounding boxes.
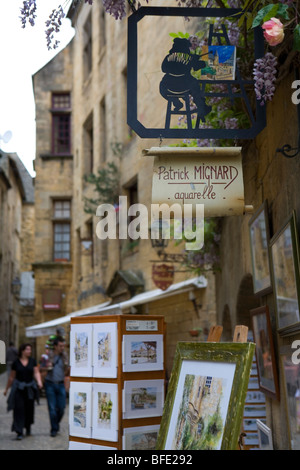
[236,273,260,329]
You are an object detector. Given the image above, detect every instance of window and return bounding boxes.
[51,93,71,155]
[53,200,71,262]
[84,13,92,80]
[83,113,94,174]
[100,97,106,162]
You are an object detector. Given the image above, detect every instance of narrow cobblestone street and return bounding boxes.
[0,373,69,450]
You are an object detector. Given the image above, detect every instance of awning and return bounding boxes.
[25,276,207,337]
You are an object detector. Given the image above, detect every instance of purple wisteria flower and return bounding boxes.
[253,53,277,105]
[20,0,37,28]
[45,5,66,50]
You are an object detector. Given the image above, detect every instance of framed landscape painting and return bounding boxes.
[92,382,118,442]
[122,334,164,372]
[250,305,280,400]
[156,341,255,450]
[69,381,92,439]
[248,201,272,296]
[93,322,118,378]
[270,211,300,335]
[70,323,93,377]
[123,379,164,419]
[122,425,160,450]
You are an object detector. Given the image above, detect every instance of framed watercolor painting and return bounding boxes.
[122,334,164,372]
[69,381,92,439]
[70,323,93,377]
[123,379,164,419]
[270,211,300,335]
[156,341,255,450]
[92,382,118,442]
[250,305,280,400]
[280,344,300,450]
[122,425,160,450]
[248,201,272,296]
[93,322,118,378]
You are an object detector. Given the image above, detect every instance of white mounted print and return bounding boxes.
[92,382,118,442]
[69,381,92,439]
[123,425,160,450]
[123,379,164,419]
[70,323,93,377]
[122,334,164,372]
[93,322,118,378]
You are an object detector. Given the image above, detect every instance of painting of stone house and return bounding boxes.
[173,374,226,450]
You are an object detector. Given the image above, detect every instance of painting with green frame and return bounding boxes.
[156,341,255,450]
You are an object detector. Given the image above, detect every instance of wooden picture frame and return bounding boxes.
[156,341,255,450]
[248,201,272,296]
[270,211,300,335]
[280,344,300,450]
[250,305,280,400]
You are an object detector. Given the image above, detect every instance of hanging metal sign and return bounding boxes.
[152,263,174,291]
[144,146,253,217]
[127,7,266,140]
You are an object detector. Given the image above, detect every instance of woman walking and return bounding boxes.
[4,343,43,440]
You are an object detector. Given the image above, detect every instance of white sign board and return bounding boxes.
[144,147,250,217]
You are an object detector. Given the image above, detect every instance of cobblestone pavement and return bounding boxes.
[0,373,69,450]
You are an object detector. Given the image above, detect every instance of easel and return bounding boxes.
[206,324,249,450]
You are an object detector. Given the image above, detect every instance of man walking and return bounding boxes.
[43,337,69,437]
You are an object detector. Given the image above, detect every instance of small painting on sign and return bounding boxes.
[152,264,174,291]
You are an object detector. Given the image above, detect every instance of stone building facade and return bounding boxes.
[0,151,35,348]
[30,1,214,365]
[29,1,300,450]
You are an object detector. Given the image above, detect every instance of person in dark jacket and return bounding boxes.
[4,343,43,440]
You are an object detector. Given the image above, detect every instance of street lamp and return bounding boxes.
[149,219,169,255]
[11,277,22,297]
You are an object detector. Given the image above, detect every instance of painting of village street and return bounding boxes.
[96,331,112,368]
[131,340,157,365]
[172,374,227,450]
[74,331,89,368]
[200,45,236,81]
[96,391,113,431]
[73,392,87,429]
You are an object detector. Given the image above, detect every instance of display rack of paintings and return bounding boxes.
[68,314,166,450]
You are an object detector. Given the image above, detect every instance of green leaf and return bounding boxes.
[169,33,178,38]
[252,3,289,28]
[252,4,278,28]
[276,3,290,20]
[293,24,300,51]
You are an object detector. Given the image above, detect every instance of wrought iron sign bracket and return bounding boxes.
[127,6,266,141]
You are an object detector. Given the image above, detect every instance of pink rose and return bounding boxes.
[262,18,284,46]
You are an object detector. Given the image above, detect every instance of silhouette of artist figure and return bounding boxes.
[159,37,211,122]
